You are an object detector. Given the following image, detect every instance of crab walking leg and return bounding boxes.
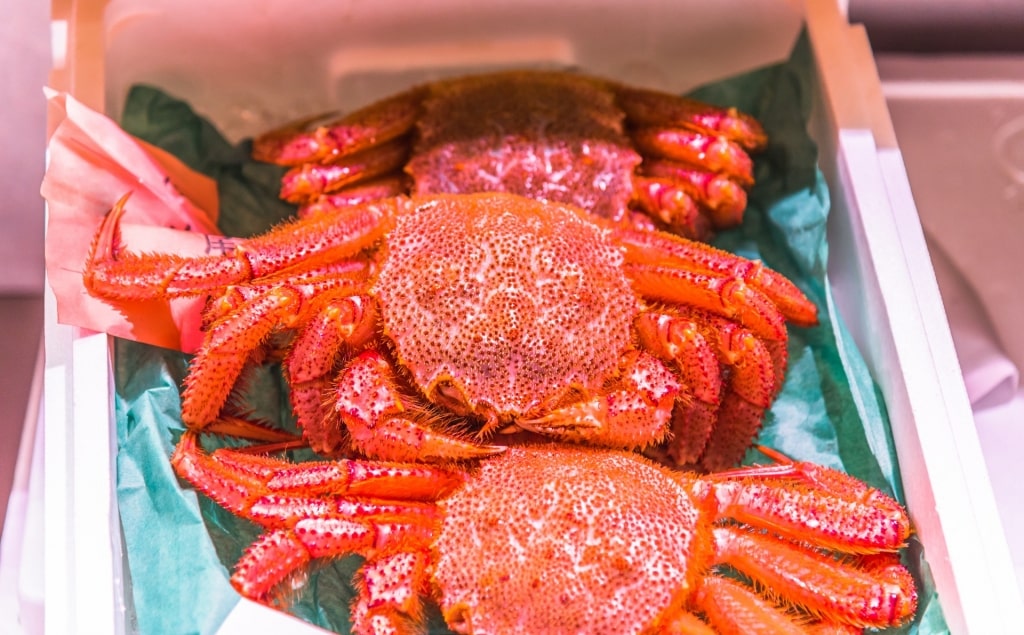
[616,226,820,328]
[628,262,788,342]
[172,432,448,623]
[83,195,397,301]
[692,312,780,471]
[685,455,917,628]
[631,175,712,240]
[284,294,378,455]
[280,137,410,203]
[298,176,409,219]
[181,270,367,429]
[693,575,811,635]
[232,519,434,604]
[518,350,680,448]
[712,528,917,628]
[631,127,755,187]
[635,312,722,464]
[641,159,750,228]
[182,287,303,427]
[252,85,426,166]
[200,260,370,329]
[611,83,768,151]
[170,431,460,518]
[654,609,719,635]
[334,351,504,461]
[704,452,913,554]
[350,551,431,635]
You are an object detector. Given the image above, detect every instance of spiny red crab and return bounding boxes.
[173,432,918,634]
[253,69,767,241]
[85,191,817,470]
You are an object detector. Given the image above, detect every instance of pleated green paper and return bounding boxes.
[112,32,948,634]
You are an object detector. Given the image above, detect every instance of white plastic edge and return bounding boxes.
[43,177,127,635]
[837,130,1024,633]
[880,143,1024,626]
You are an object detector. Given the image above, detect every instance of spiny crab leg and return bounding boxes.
[282,292,377,456]
[516,349,680,448]
[699,448,913,552]
[279,137,410,204]
[630,127,755,187]
[636,311,722,465]
[334,351,505,461]
[615,225,820,329]
[629,261,788,342]
[637,309,778,471]
[711,529,915,629]
[640,159,749,227]
[681,449,917,629]
[610,83,769,152]
[181,271,366,428]
[297,176,408,219]
[251,85,427,166]
[170,431,455,604]
[83,194,397,302]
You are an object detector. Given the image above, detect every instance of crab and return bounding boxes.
[85,190,817,470]
[252,69,768,242]
[172,431,918,634]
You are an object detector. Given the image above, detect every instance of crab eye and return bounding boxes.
[429,378,474,416]
[443,603,473,634]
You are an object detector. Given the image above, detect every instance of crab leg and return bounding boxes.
[172,432,447,609]
[84,195,397,302]
[252,85,426,166]
[635,312,721,464]
[298,176,409,219]
[628,262,787,341]
[612,83,768,151]
[631,127,755,187]
[616,226,819,328]
[712,528,917,628]
[351,551,432,635]
[334,351,504,461]
[641,159,750,228]
[693,575,811,635]
[637,308,780,470]
[517,350,680,449]
[703,450,913,553]
[284,294,377,455]
[682,453,918,629]
[181,270,368,428]
[691,312,779,471]
[280,137,410,204]
[630,175,712,240]
[171,431,460,518]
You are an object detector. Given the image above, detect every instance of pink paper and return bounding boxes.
[42,89,228,353]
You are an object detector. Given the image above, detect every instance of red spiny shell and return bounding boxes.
[433,445,703,634]
[408,72,642,222]
[373,194,638,418]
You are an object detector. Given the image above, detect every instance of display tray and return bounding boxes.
[42,0,1024,633]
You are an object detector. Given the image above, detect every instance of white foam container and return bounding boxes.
[41,0,1024,633]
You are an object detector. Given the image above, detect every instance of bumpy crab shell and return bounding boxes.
[173,433,918,635]
[85,192,817,470]
[253,69,768,241]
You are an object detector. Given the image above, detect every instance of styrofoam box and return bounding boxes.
[41,0,1024,633]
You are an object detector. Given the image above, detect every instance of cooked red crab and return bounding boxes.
[253,69,767,241]
[85,191,817,469]
[172,432,918,634]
